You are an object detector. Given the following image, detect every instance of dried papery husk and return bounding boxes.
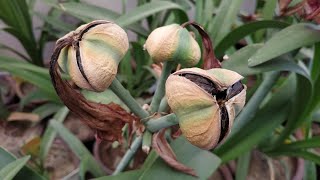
[58,20,129,92]
[144,24,201,67]
[180,22,221,69]
[166,67,246,149]
[174,68,243,90]
[152,129,197,177]
[50,20,137,142]
[166,74,221,149]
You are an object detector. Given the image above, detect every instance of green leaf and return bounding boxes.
[0,156,30,180]
[261,0,277,20]
[19,90,50,110]
[311,43,320,82]
[248,23,320,67]
[0,56,60,103]
[0,0,42,65]
[47,1,148,36]
[115,1,186,27]
[222,44,310,78]
[34,12,74,34]
[267,150,320,165]
[82,89,129,111]
[96,137,221,180]
[273,73,313,147]
[304,161,317,180]
[32,103,62,120]
[0,43,30,61]
[215,21,289,57]
[39,107,69,163]
[313,108,320,122]
[48,119,105,178]
[235,151,251,180]
[272,137,320,151]
[209,0,245,45]
[0,148,45,180]
[214,74,296,162]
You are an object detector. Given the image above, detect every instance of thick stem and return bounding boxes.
[158,97,169,113]
[142,131,152,154]
[110,78,149,119]
[149,62,175,113]
[113,136,143,175]
[230,72,281,136]
[146,113,178,132]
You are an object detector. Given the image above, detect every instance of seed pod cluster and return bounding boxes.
[144,24,201,67]
[166,68,246,149]
[58,20,129,92]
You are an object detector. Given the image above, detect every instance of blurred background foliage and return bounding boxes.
[0,0,320,179]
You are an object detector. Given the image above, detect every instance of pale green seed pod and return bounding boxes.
[165,68,246,149]
[144,24,201,67]
[58,20,129,92]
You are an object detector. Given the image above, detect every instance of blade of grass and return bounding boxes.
[39,106,69,163]
[48,119,105,177]
[0,156,31,180]
[209,0,245,45]
[46,1,148,36]
[215,20,289,57]
[0,148,44,180]
[248,23,320,67]
[115,1,186,27]
[267,150,320,165]
[235,151,251,180]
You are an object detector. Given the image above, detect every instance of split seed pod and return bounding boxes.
[166,68,246,149]
[144,24,201,67]
[58,20,129,92]
[50,20,136,142]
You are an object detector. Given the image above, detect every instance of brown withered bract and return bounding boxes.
[50,20,137,142]
[279,0,320,23]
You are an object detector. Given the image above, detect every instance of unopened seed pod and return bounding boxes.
[165,68,246,149]
[144,24,201,67]
[58,20,129,92]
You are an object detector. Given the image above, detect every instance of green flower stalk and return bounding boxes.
[166,68,246,149]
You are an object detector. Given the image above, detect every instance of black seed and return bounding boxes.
[180,73,219,95]
[226,81,244,100]
[218,106,229,143]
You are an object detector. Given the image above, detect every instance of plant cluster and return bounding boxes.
[0,0,320,179]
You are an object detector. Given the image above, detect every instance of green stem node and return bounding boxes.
[146,113,178,132]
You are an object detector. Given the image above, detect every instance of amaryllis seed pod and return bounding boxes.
[144,24,201,67]
[58,20,129,92]
[166,68,246,150]
[50,20,137,142]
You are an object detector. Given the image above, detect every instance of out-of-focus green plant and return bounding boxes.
[1,0,320,179]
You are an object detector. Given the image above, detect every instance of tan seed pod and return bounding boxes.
[144,24,201,67]
[166,68,247,149]
[57,20,129,92]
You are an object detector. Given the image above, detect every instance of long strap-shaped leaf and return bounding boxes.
[115,1,186,27]
[248,23,320,66]
[0,148,45,180]
[48,120,106,178]
[0,156,30,180]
